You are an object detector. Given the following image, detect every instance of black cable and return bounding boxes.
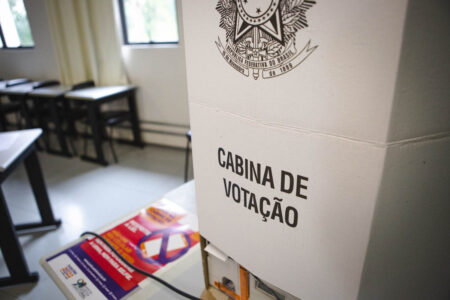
[80,231,201,300]
[251,273,282,300]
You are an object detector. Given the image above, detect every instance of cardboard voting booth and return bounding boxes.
[182,0,449,299]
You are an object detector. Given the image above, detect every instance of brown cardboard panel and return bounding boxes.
[201,287,232,300]
[200,235,211,289]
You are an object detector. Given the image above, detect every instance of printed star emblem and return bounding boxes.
[235,0,283,43]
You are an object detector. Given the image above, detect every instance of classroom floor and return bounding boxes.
[0,142,198,299]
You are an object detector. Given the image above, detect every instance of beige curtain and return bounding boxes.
[45,0,128,86]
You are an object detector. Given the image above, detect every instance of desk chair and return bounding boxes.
[65,85,141,166]
[0,103,22,131]
[184,130,192,182]
[43,80,95,157]
[12,80,60,128]
[65,81,95,136]
[0,79,31,131]
[28,81,61,119]
[30,81,94,156]
[8,80,61,150]
[71,83,132,164]
[82,109,130,163]
[25,81,61,147]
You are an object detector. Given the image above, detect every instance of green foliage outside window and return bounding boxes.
[8,0,34,47]
[122,0,179,44]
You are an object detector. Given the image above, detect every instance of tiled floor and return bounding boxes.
[0,143,196,299]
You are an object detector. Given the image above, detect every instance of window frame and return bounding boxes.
[117,0,180,46]
[0,24,34,49]
[0,24,6,48]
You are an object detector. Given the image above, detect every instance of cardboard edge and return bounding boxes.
[200,235,210,289]
[39,256,78,300]
[200,235,236,300]
[201,287,231,300]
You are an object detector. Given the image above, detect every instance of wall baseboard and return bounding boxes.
[115,120,190,149]
[2,118,190,149]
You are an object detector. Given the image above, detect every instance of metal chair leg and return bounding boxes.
[61,121,78,156]
[43,131,51,151]
[16,112,22,129]
[67,135,78,156]
[83,123,89,157]
[184,139,190,182]
[108,127,118,163]
[41,121,51,152]
[0,112,6,131]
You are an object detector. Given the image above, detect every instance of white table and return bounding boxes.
[0,79,31,130]
[64,85,142,165]
[0,78,30,94]
[0,129,61,287]
[0,129,41,171]
[41,181,205,299]
[29,86,74,157]
[29,85,72,98]
[1,82,41,129]
[64,86,136,101]
[1,82,37,96]
[1,81,60,129]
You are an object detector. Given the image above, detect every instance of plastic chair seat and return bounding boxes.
[101,110,130,126]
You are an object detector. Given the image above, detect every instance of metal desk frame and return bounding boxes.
[68,87,143,166]
[29,92,73,158]
[0,138,61,287]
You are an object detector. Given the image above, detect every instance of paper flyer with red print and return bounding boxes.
[43,199,200,300]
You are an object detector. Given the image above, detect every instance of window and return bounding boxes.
[118,0,179,45]
[0,0,34,48]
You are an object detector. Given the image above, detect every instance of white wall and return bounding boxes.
[0,0,59,80]
[387,0,450,142]
[121,45,189,120]
[118,0,190,147]
[121,2,189,125]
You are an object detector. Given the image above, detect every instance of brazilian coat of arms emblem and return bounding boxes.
[216,0,317,79]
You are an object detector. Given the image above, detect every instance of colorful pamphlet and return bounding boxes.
[42,199,200,300]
